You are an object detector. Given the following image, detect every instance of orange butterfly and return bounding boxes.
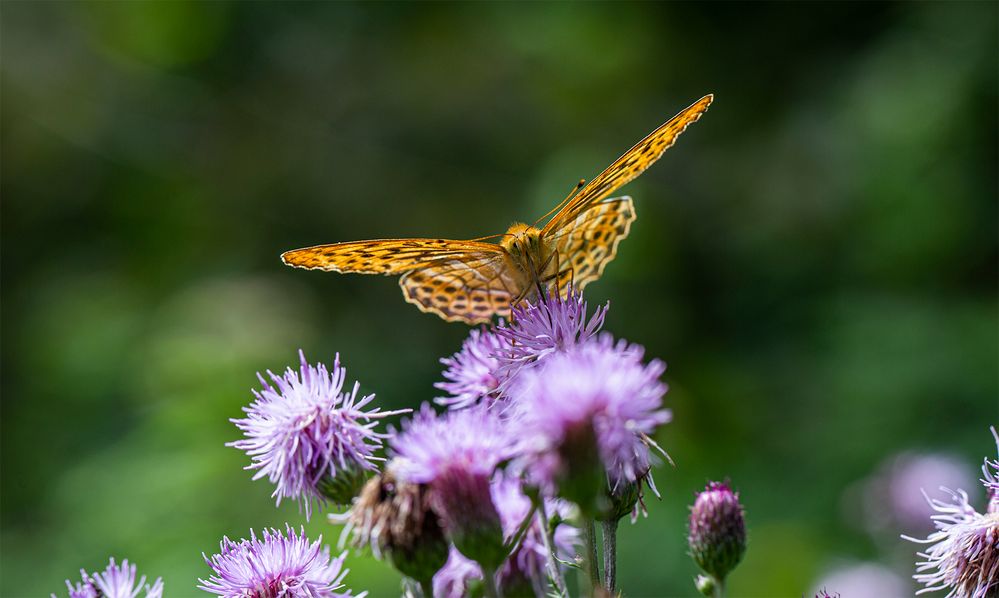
[282,95,713,324]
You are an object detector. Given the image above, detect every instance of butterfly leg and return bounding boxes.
[537,249,575,293]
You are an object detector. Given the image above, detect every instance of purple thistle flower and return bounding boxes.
[230,350,408,519]
[493,286,607,380]
[903,488,999,597]
[390,404,516,483]
[512,334,670,500]
[55,558,163,598]
[391,405,518,570]
[435,327,512,410]
[199,525,363,598]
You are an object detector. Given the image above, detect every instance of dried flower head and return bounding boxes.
[688,481,747,583]
[199,525,363,598]
[55,558,163,598]
[901,427,999,597]
[339,465,449,585]
[904,488,999,598]
[230,350,408,518]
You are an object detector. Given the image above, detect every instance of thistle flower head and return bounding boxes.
[390,404,516,484]
[494,286,607,378]
[390,405,517,569]
[905,488,999,598]
[688,481,747,583]
[229,350,408,518]
[55,558,163,598]
[512,334,670,501]
[435,327,511,410]
[199,525,363,598]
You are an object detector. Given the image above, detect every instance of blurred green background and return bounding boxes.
[2,2,996,597]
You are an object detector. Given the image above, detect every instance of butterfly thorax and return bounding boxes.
[500,222,557,290]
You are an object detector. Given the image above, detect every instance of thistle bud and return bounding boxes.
[597,477,643,523]
[688,481,747,583]
[695,574,716,596]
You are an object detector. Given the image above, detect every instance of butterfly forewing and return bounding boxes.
[281,239,504,275]
[549,196,636,293]
[543,94,712,233]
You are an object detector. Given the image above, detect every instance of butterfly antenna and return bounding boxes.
[533,179,585,227]
[468,232,510,243]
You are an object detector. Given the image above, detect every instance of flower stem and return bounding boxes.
[601,518,619,592]
[504,504,538,558]
[419,579,433,598]
[714,576,725,598]
[537,506,568,597]
[482,567,500,598]
[582,518,601,593]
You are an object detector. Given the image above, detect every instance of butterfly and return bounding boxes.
[282,94,713,324]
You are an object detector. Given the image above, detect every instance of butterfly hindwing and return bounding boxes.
[399,254,517,323]
[549,196,636,293]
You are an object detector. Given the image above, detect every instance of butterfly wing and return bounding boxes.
[547,196,636,294]
[281,238,504,275]
[542,94,712,234]
[281,239,516,324]
[399,253,519,324]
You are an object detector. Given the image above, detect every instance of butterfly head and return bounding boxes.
[500,223,544,262]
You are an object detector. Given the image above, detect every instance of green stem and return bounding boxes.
[537,506,568,598]
[714,576,725,598]
[601,518,619,593]
[419,578,433,598]
[582,518,600,593]
[482,567,500,598]
[504,504,538,558]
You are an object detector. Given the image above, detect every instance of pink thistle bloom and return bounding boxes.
[55,558,163,598]
[199,525,363,598]
[230,350,408,519]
